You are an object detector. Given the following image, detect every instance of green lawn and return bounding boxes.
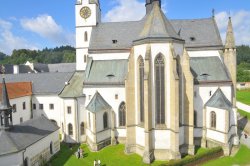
[202,145,250,166]
[237,90,250,105]
[50,143,166,166]
[238,109,250,120]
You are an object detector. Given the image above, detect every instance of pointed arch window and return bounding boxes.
[119,102,126,127]
[80,122,85,135]
[84,31,88,42]
[103,112,108,129]
[211,111,216,128]
[138,56,144,123]
[155,54,165,125]
[68,123,73,135]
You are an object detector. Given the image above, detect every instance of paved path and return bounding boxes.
[237,101,250,113]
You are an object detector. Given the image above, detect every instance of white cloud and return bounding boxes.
[103,0,145,22]
[0,19,38,55]
[215,10,250,45]
[21,15,75,46]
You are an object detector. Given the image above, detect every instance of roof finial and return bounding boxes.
[212,9,215,18]
[1,65,5,78]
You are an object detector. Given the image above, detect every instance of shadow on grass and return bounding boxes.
[49,143,80,166]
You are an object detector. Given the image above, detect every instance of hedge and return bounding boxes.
[159,147,223,166]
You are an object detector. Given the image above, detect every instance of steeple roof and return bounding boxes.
[205,88,232,110]
[86,91,112,113]
[0,78,11,110]
[225,17,235,49]
[134,3,182,44]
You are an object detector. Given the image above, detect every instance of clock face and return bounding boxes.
[80,6,91,19]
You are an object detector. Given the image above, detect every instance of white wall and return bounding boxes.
[32,95,64,128]
[136,126,145,147]
[10,96,32,125]
[188,50,221,58]
[194,85,232,128]
[154,130,171,149]
[90,52,129,61]
[25,130,60,166]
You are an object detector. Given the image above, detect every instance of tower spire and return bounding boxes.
[0,77,13,130]
[146,0,161,14]
[225,17,235,49]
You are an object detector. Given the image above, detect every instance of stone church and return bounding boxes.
[74,0,239,163]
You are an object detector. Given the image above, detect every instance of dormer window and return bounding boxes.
[200,73,210,81]
[106,74,115,78]
[112,40,118,44]
[190,37,196,41]
[84,31,88,42]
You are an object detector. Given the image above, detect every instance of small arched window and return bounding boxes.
[84,31,88,42]
[194,111,197,127]
[103,112,108,129]
[211,111,216,128]
[68,123,73,135]
[119,102,126,127]
[50,142,53,154]
[80,122,85,135]
[138,56,144,123]
[155,53,165,125]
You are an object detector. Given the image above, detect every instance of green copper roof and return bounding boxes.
[190,56,230,83]
[86,91,111,113]
[84,59,128,85]
[59,71,84,98]
[205,88,232,110]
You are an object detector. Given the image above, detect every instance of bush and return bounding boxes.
[160,147,223,166]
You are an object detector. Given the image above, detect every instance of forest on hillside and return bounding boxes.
[0,46,75,65]
[0,45,250,82]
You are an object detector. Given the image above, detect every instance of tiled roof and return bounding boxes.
[190,56,230,83]
[0,116,59,156]
[84,59,128,85]
[0,82,32,100]
[86,91,111,113]
[0,72,73,95]
[59,71,85,98]
[205,88,232,110]
[89,17,223,51]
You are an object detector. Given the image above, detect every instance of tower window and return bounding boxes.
[84,55,87,63]
[84,31,88,42]
[115,94,118,100]
[39,104,44,110]
[190,37,196,41]
[67,106,72,114]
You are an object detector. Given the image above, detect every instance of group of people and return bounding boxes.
[94,159,101,166]
[77,147,84,159]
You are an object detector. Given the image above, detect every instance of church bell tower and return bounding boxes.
[0,67,13,130]
[75,0,101,71]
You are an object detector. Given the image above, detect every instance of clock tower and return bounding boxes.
[75,0,101,71]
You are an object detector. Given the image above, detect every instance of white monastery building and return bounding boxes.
[0,0,239,164]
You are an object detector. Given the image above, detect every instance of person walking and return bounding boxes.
[94,159,97,166]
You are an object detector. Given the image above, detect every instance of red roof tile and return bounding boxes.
[0,82,32,100]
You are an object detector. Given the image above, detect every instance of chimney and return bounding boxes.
[13,65,19,74]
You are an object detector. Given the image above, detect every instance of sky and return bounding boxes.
[0,0,250,55]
